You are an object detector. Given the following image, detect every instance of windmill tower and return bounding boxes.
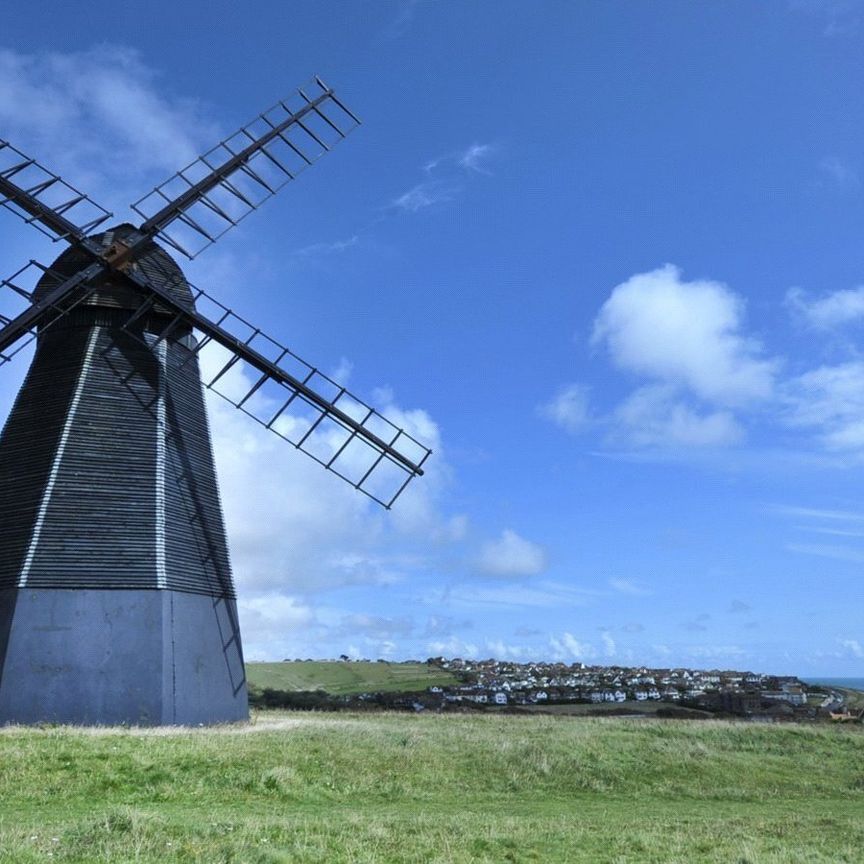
[0,79,430,725]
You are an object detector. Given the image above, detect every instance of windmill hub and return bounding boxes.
[33,224,196,322]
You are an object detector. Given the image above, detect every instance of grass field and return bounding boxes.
[0,712,862,863]
[246,660,461,695]
[508,700,714,717]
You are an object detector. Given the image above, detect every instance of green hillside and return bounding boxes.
[0,713,862,862]
[246,660,460,695]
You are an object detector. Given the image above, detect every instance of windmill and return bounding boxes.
[0,78,431,726]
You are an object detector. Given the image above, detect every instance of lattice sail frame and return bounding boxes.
[120,276,431,509]
[0,141,113,241]
[131,77,360,259]
[0,260,98,366]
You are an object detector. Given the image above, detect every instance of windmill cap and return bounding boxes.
[34,223,196,316]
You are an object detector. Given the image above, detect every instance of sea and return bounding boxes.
[803,678,864,691]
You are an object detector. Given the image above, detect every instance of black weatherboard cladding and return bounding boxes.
[163,337,234,597]
[0,327,83,585]
[0,228,235,598]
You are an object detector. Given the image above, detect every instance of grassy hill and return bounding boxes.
[0,713,862,862]
[246,660,461,695]
[838,687,864,712]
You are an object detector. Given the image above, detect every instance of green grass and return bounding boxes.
[510,700,713,717]
[838,687,864,712]
[0,712,862,862]
[246,660,460,695]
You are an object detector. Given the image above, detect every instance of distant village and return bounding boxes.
[255,657,861,722]
[421,657,844,720]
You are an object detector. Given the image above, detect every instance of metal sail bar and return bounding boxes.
[0,259,103,363]
[189,286,429,508]
[0,141,113,242]
[131,77,361,259]
[117,265,430,508]
[0,260,95,366]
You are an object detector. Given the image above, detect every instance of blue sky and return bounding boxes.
[1,1,863,675]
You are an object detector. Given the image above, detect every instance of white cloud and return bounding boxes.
[0,46,216,210]
[237,593,316,660]
[806,526,864,537]
[569,264,864,454]
[790,1,861,37]
[840,638,864,658]
[485,639,526,660]
[385,0,428,39]
[687,645,746,660]
[401,141,493,212]
[786,285,864,329]
[612,384,744,447]
[205,370,456,595]
[609,577,652,597]
[196,349,481,656]
[392,182,455,213]
[329,357,354,386]
[423,142,495,176]
[442,580,594,610]
[291,235,360,257]
[459,143,494,174]
[426,636,479,658]
[549,632,595,662]
[200,360,386,594]
[783,361,864,450]
[477,529,547,578]
[817,156,860,189]
[539,383,591,433]
[601,632,616,657]
[338,613,414,640]
[592,264,776,406]
[768,504,864,522]
[786,542,864,563]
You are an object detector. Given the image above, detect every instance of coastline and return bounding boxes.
[804,678,864,691]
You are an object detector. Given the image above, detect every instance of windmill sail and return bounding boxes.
[113,248,430,508]
[0,259,99,366]
[131,77,360,259]
[152,284,429,509]
[0,146,117,359]
[0,140,113,241]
